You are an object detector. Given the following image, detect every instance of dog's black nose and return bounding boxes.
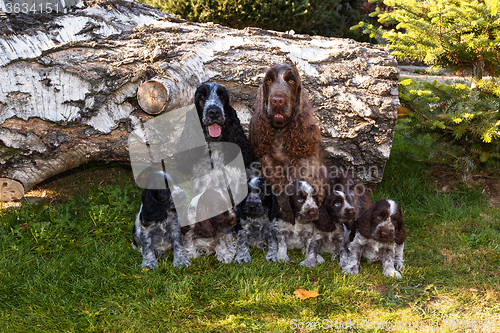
[207,107,223,119]
[247,202,257,210]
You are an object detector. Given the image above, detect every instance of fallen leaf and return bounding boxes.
[133,275,142,279]
[293,289,320,299]
[469,288,478,292]
[141,268,150,273]
[18,223,29,230]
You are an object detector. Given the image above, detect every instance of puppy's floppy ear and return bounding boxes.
[194,220,215,238]
[314,202,336,232]
[141,189,169,223]
[356,205,374,240]
[394,205,406,245]
[268,187,281,221]
[278,192,294,224]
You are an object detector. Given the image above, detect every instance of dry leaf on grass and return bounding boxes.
[469,288,478,292]
[293,289,320,299]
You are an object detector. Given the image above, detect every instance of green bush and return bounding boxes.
[399,78,500,175]
[141,0,338,32]
[139,0,372,40]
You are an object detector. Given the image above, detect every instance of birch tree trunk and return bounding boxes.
[0,0,399,201]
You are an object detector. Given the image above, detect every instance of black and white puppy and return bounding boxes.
[132,171,191,269]
[237,177,280,263]
[342,199,406,279]
[181,187,238,264]
[277,180,320,265]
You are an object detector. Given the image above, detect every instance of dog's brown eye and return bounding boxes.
[288,78,295,84]
[266,78,272,84]
[198,95,205,101]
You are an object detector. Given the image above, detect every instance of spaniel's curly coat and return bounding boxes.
[250,63,327,223]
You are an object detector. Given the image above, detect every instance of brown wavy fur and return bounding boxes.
[250,63,326,222]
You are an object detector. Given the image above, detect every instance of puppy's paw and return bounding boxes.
[234,251,251,264]
[342,265,359,275]
[141,259,157,270]
[316,254,325,265]
[338,253,349,268]
[299,258,320,268]
[265,250,279,263]
[383,269,403,279]
[216,253,234,264]
[173,256,191,269]
[394,260,405,271]
[277,252,290,263]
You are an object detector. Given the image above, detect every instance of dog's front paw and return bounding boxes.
[265,250,279,262]
[172,256,191,269]
[299,257,320,268]
[394,260,404,271]
[234,251,251,264]
[316,254,325,265]
[342,265,359,275]
[216,253,233,264]
[338,253,349,268]
[383,269,403,279]
[277,252,290,263]
[141,259,157,270]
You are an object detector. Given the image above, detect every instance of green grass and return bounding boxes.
[1,123,500,332]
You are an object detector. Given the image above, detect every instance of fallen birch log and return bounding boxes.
[0,0,399,201]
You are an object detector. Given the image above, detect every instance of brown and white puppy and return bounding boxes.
[181,187,237,264]
[341,199,406,279]
[276,180,321,265]
[300,174,372,268]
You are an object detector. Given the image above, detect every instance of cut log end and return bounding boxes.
[137,80,169,115]
[0,178,25,202]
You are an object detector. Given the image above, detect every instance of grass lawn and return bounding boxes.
[1,122,499,332]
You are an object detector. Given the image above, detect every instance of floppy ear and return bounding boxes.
[267,188,281,221]
[282,89,321,159]
[250,85,275,157]
[355,205,374,240]
[394,205,406,245]
[194,220,216,238]
[314,203,336,232]
[278,192,294,224]
[141,189,170,223]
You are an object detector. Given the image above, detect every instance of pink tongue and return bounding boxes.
[275,113,283,119]
[208,123,221,137]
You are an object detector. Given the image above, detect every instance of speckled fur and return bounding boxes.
[341,199,406,279]
[132,204,190,269]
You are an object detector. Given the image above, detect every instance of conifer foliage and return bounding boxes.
[353,0,500,78]
[354,0,500,172]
